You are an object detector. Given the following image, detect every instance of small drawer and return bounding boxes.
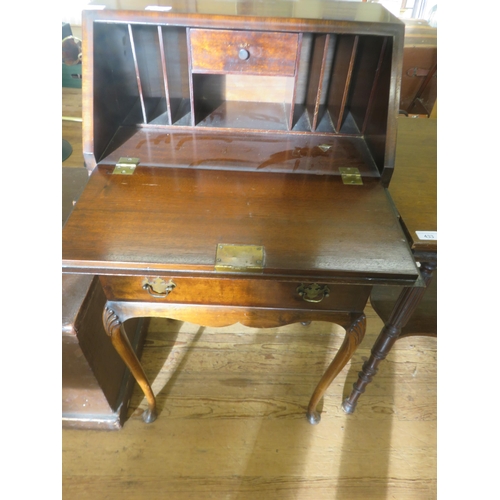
[189,29,299,76]
[99,276,370,312]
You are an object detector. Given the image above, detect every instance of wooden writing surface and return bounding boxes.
[62,165,418,283]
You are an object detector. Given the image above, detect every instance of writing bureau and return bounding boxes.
[62,1,421,425]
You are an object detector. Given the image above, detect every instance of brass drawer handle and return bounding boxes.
[142,277,176,298]
[297,283,330,303]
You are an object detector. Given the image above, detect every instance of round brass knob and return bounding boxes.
[238,48,250,60]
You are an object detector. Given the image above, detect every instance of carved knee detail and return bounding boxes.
[103,306,121,337]
[347,313,367,345]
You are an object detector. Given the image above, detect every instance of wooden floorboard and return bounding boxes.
[62,306,436,500]
[62,87,436,499]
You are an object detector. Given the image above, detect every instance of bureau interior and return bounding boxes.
[92,21,395,178]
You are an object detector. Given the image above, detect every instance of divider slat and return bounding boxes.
[186,28,196,127]
[305,34,330,131]
[288,34,304,131]
[336,35,358,131]
[128,24,147,123]
[327,35,359,132]
[158,26,172,125]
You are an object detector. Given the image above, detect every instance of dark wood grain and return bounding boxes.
[128,24,147,123]
[62,274,146,430]
[99,275,371,310]
[288,33,303,131]
[82,3,404,182]
[98,127,378,175]
[362,37,387,134]
[62,166,417,282]
[88,21,140,167]
[328,35,358,132]
[391,117,437,252]
[343,261,436,414]
[362,36,393,181]
[63,166,148,430]
[401,19,437,116]
[189,29,299,76]
[305,34,330,131]
[130,24,172,123]
[159,26,191,125]
[348,36,387,131]
[370,270,437,336]
[157,26,172,124]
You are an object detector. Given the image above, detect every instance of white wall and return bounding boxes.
[62,0,93,25]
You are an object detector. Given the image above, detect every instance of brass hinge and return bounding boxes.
[215,244,265,273]
[112,157,140,175]
[339,167,362,185]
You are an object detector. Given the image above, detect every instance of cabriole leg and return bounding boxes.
[306,313,366,424]
[103,305,157,423]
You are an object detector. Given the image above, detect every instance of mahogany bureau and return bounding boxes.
[62,0,421,425]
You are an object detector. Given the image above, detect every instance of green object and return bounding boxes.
[62,63,82,88]
[62,139,73,162]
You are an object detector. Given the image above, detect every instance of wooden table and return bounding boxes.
[343,116,437,413]
[400,20,437,117]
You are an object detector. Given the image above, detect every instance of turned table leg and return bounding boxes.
[103,305,157,423]
[307,313,366,424]
[342,261,436,414]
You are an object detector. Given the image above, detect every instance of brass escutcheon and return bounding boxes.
[297,283,330,303]
[142,277,176,298]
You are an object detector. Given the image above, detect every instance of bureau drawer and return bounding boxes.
[189,29,299,76]
[99,276,370,312]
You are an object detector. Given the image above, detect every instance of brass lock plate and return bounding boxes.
[215,244,265,273]
[339,167,362,185]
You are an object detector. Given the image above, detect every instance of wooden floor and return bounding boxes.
[62,88,436,499]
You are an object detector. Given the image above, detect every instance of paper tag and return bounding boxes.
[145,6,173,11]
[416,231,437,241]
